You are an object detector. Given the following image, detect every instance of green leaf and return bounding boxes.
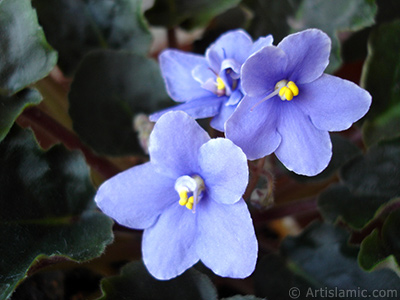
[255,223,400,300]
[340,138,400,198]
[0,0,57,95]
[293,0,377,73]
[0,89,42,142]
[0,126,114,299]
[243,0,302,44]
[361,20,400,146]
[69,50,171,156]
[359,207,400,271]
[318,184,391,230]
[32,0,152,75]
[254,254,314,300]
[97,261,218,300]
[145,0,241,29]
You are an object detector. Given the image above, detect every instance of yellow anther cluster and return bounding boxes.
[178,190,195,210]
[216,76,226,91]
[279,81,299,101]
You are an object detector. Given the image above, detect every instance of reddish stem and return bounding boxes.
[18,107,121,179]
[252,197,319,225]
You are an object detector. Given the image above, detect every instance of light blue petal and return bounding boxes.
[149,111,210,177]
[206,29,253,72]
[225,88,243,106]
[250,34,274,54]
[225,95,282,160]
[275,102,332,176]
[278,29,331,84]
[209,103,237,132]
[241,46,288,97]
[149,96,224,122]
[142,204,199,280]
[159,49,212,102]
[196,199,258,278]
[198,138,248,204]
[192,64,216,84]
[298,74,372,131]
[95,162,176,229]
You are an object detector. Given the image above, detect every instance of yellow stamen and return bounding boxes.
[178,190,188,206]
[278,80,299,101]
[216,76,225,91]
[288,81,299,96]
[284,87,294,101]
[186,201,193,210]
[188,196,194,203]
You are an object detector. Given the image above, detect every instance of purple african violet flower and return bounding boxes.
[95,111,257,280]
[149,29,273,131]
[225,29,372,176]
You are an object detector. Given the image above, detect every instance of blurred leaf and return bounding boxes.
[0,89,42,142]
[97,261,218,300]
[292,134,362,182]
[145,0,241,29]
[32,0,151,75]
[256,222,400,300]
[292,0,377,73]
[359,207,400,271]
[0,0,57,95]
[193,6,250,54]
[254,254,314,300]
[69,50,171,156]
[243,0,302,44]
[361,20,400,146]
[318,184,391,230]
[375,0,400,24]
[0,127,114,299]
[340,138,400,198]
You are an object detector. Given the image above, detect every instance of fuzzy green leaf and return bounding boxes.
[0,127,114,299]
[361,20,400,146]
[145,0,241,29]
[69,50,171,156]
[97,261,218,300]
[0,0,57,95]
[0,89,42,142]
[32,0,152,75]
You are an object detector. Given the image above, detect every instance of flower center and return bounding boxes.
[175,175,205,212]
[250,79,299,111]
[216,76,226,97]
[275,80,299,101]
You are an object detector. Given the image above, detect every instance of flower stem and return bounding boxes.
[167,27,178,48]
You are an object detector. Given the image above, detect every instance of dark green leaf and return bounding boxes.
[69,50,171,156]
[145,0,241,29]
[361,20,400,146]
[243,0,302,44]
[32,0,151,75]
[293,0,377,73]
[0,89,42,142]
[255,223,400,300]
[0,0,57,95]
[281,223,399,299]
[97,261,218,300]
[359,207,400,271]
[254,254,315,300]
[340,138,400,198]
[318,184,391,229]
[0,127,114,299]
